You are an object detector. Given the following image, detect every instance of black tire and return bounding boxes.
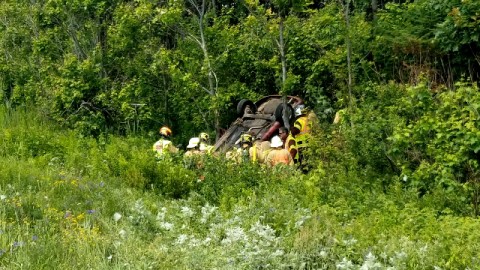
[236,99,257,117]
[274,103,295,127]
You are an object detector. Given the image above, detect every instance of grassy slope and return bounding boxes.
[1,107,480,269]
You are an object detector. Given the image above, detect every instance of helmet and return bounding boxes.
[295,105,306,117]
[240,133,252,144]
[160,126,172,137]
[199,132,209,141]
[270,135,283,148]
[187,137,200,149]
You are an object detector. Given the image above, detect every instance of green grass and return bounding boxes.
[1,106,480,269]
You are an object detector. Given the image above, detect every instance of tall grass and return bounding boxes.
[1,106,480,269]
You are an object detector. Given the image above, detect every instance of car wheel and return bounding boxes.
[275,103,295,128]
[237,99,257,117]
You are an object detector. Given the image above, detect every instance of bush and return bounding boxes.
[390,82,480,215]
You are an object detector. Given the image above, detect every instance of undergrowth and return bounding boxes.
[1,86,480,269]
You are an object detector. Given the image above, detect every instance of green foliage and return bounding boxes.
[390,82,480,215]
[2,107,480,268]
[1,0,479,137]
[433,0,480,52]
[2,1,480,266]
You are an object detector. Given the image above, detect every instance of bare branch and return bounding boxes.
[188,33,203,47]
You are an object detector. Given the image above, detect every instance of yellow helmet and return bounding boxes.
[240,133,252,144]
[159,126,172,137]
[200,132,209,141]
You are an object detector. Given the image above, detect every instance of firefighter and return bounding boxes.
[278,127,297,162]
[199,132,214,154]
[226,133,253,163]
[249,137,262,163]
[258,140,272,164]
[184,137,204,169]
[238,133,253,163]
[265,135,294,167]
[292,105,318,172]
[184,137,202,156]
[153,126,178,158]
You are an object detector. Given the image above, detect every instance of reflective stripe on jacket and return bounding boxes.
[285,134,298,162]
[294,115,310,148]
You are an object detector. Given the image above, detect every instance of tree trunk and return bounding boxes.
[188,0,220,138]
[279,17,287,91]
[371,0,378,13]
[343,0,353,110]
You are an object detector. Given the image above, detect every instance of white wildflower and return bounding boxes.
[181,206,194,218]
[113,240,121,248]
[250,221,276,243]
[175,234,188,245]
[319,250,328,258]
[156,210,166,221]
[389,251,407,265]
[336,257,354,269]
[119,229,127,238]
[272,249,284,257]
[134,200,145,214]
[203,237,212,246]
[294,215,311,229]
[295,219,305,228]
[221,227,248,245]
[418,245,428,256]
[360,252,383,270]
[188,237,201,248]
[343,238,358,246]
[158,245,169,252]
[200,204,217,223]
[113,212,122,222]
[394,251,407,260]
[0,195,6,200]
[159,222,174,231]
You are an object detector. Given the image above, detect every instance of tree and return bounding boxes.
[259,0,312,92]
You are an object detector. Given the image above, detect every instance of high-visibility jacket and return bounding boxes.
[199,143,214,154]
[294,111,318,149]
[294,116,309,149]
[225,147,249,163]
[285,134,298,162]
[153,139,178,157]
[249,141,262,163]
[265,148,294,167]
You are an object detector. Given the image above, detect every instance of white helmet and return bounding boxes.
[295,105,305,117]
[187,137,200,149]
[270,135,283,148]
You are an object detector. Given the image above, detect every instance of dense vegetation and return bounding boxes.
[1,0,480,268]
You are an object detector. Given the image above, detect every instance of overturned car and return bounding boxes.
[213,95,304,153]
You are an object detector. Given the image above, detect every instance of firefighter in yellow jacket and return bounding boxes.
[153,126,178,158]
[279,127,297,163]
[292,105,318,171]
[199,132,214,154]
[265,135,294,167]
